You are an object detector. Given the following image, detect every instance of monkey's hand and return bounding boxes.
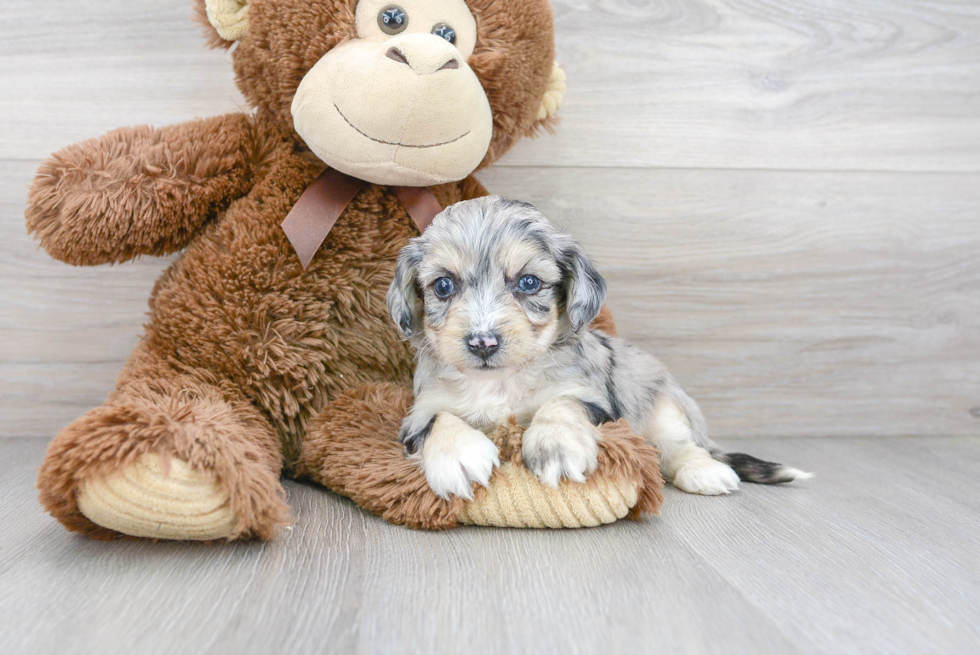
[26,113,267,265]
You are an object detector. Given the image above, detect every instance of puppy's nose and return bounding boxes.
[466,333,500,360]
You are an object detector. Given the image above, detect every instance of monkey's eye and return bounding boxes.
[378,6,408,34]
[431,23,456,44]
[434,277,456,299]
[516,275,541,294]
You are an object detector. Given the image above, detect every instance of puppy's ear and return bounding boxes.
[387,242,424,338]
[559,239,607,333]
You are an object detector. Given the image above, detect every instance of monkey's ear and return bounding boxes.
[559,239,607,333]
[195,0,250,47]
[386,243,424,339]
[530,62,567,133]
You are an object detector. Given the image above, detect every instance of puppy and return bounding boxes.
[387,196,811,500]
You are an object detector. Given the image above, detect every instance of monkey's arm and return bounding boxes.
[26,113,266,265]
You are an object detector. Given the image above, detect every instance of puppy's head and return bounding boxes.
[387,196,606,374]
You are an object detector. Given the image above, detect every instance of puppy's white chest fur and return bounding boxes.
[439,372,536,430]
[431,368,590,433]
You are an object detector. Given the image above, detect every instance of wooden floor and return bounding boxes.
[2,436,978,654]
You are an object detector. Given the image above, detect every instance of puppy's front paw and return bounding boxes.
[522,420,600,487]
[421,414,500,500]
[673,458,740,495]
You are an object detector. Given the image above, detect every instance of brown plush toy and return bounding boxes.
[27,0,663,541]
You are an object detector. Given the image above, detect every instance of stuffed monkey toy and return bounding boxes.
[28,0,662,540]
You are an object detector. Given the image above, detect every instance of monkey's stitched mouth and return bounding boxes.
[334,104,470,149]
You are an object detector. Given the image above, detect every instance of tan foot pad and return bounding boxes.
[457,462,638,528]
[77,454,237,541]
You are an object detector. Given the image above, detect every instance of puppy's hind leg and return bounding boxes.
[643,398,740,495]
[668,385,815,486]
[653,387,813,488]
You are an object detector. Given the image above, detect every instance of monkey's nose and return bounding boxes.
[386,46,459,75]
[466,333,500,360]
[386,47,410,66]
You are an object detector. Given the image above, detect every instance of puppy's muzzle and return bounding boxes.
[466,332,500,361]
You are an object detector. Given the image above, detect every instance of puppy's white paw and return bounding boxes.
[523,420,600,487]
[421,414,500,500]
[673,457,741,495]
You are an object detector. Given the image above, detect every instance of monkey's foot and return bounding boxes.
[77,454,237,541]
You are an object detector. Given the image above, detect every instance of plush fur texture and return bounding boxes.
[471,416,663,525]
[37,372,289,541]
[195,0,558,162]
[29,0,637,540]
[26,115,264,265]
[32,131,483,537]
[296,383,663,529]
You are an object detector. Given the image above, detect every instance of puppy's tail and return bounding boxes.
[668,384,813,484]
[711,451,813,485]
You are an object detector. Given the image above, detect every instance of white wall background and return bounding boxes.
[2,0,978,439]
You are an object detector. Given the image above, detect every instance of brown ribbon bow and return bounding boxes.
[281,168,444,268]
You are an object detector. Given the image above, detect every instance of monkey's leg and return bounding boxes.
[37,351,289,541]
[295,383,463,530]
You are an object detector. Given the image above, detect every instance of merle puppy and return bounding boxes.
[386,196,810,500]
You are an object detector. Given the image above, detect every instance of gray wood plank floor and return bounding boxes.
[2,437,978,655]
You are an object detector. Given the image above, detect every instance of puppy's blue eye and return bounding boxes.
[434,277,455,298]
[517,275,541,293]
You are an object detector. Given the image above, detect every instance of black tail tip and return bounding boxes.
[716,452,813,485]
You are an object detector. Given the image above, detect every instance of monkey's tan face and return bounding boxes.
[291,0,493,186]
